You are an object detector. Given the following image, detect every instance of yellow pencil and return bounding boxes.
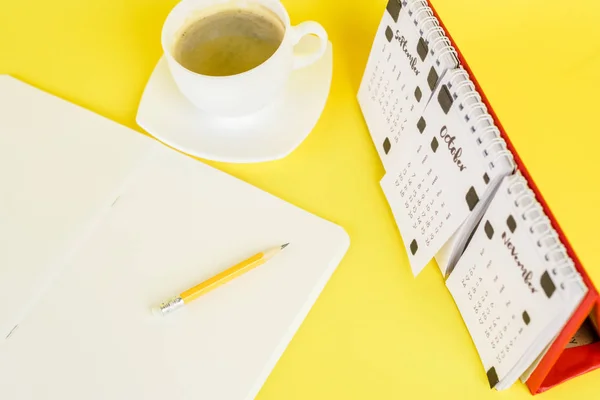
[153,244,289,316]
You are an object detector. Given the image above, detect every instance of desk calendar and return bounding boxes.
[358,0,458,170]
[358,0,600,394]
[447,175,587,389]
[380,68,514,275]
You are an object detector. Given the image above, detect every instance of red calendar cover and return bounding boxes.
[425,0,600,393]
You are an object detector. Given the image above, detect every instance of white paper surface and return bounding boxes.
[380,69,510,275]
[358,0,458,169]
[0,75,153,341]
[446,175,586,389]
[0,76,350,400]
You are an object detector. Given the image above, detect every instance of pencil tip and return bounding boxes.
[281,243,290,250]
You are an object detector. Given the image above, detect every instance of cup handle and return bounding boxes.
[289,21,328,70]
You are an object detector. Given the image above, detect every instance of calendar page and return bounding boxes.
[358,0,458,169]
[446,175,587,389]
[380,70,504,275]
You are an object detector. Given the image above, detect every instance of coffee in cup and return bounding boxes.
[173,6,285,77]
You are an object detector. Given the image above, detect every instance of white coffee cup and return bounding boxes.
[161,0,328,117]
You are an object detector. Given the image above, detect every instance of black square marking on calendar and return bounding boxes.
[437,85,454,114]
[522,311,531,325]
[410,239,418,255]
[431,137,439,152]
[487,367,500,388]
[385,26,394,42]
[383,138,392,155]
[483,173,490,184]
[414,86,422,102]
[484,221,494,239]
[417,117,426,133]
[466,187,480,211]
[417,38,429,62]
[427,67,439,91]
[541,271,557,298]
[386,0,402,23]
[507,215,517,233]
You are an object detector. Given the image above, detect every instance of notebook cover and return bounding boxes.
[424,0,600,393]
[0,76,351,400]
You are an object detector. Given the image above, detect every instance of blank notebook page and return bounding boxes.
[0,75,153,340]
[0,76,350,400]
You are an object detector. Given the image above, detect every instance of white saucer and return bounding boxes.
[136,41,333,163]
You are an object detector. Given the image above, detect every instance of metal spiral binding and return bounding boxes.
[404,0,458,64]
[448,68,515,171]
[426,26,446,42]
[514,189,535,208]
[475,126,512,169]
[404,0,427,19]
[466,104,488,121]
[489,150,514,169]
[482,138,506,156]
[462,92,482,108]
[408,0,431,17]
[507,175,583,289]
[454,79,476,94]
[541,239,564,258]
[449,68,470,85]
[476,126,501,145]
[529,217,551,233]
[427,33,458,61]
[419,15,439,28]
[413,7,436,32]
[437,43,459,63]
[472,113,495,129]
[554,259,580,289]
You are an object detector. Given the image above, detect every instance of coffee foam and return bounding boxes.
[173,2,286,52]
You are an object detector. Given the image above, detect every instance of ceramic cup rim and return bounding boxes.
[161,0,292,80]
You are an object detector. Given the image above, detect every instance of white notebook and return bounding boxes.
[446,174,587,390]
[0,76,350,400]
[379,67,515,275]
[358,0,459,170]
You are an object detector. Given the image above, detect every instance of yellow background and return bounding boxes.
[1,0,599,398]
